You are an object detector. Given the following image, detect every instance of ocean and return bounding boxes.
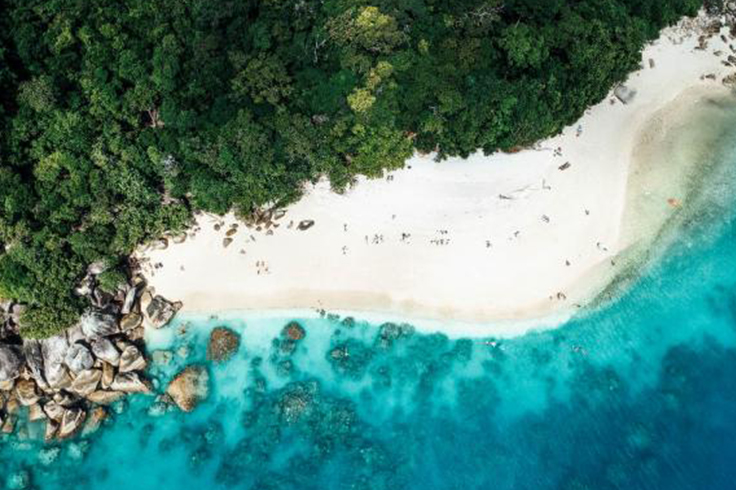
[2,106,736,489]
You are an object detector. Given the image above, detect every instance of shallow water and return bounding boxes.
[3,111,736,489]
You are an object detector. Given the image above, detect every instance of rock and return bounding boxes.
[110,372,151,394]
[101,362,115,390]
[64,343,95,374]
[23,339,47,389]
[151,350,173,366]
[91,337,120,365]
[2,413,16,433]
[70,369,102,397]
[44,420,59,442]
[120,312,142,331]
[59,407,86,439]
[66,324,86,344]
[207,327,240,362]
[614,84,636,104]
[166,365,210,412]
[0,344,23,382]
[222,237,233,248]
[297,219,315,231]
[128,327,145,341]
[0,378,14,391]
[80,311,119,338]
[41,335,72,389]
[43,401,66,422]
[28,403,46,422]
[152,238,169,250]
[282,321,306,341]
[86,390,125,405]
[143,295,182,329]
[87,261,107,275]
[121,286,138,315]
[52,391,77,407]
[119,345,147,373]
[82,406,107,436]
[14,379,39,406]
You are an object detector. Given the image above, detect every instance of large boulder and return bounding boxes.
[86,390,125,405]
[23,339,47,389]
[0,344,23,382]
[41,334,71,389]
[80,311,119,338]
[58,407,86,439]
[166,365,209,412]
[70,369,102,397]
[118,345,147,373]
[142,293,182,329]
[14,379,40,406]
[207,327,240,362]
[110,372,151,394]
[91,338,120,365]
[121,286,138,315]
[64,343,94,374]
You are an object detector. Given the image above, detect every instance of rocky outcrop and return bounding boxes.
[0,272,181,442]
[166,365,209,412]
[207,327,240,362]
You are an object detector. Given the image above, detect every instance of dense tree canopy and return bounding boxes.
[0,0,703,337]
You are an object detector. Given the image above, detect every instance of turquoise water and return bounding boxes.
[3,115,736,489]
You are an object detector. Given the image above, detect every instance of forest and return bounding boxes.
[0,0,710,337]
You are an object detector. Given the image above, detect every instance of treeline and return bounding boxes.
[0,0,703,337]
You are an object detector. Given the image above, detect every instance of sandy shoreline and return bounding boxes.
[139,13,736,337]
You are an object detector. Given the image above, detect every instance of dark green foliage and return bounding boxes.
[0,0,704,336]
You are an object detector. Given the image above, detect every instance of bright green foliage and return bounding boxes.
[0,0,706,337]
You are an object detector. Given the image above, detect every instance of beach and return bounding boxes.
[139,13,736,337]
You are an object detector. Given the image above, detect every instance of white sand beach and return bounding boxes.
[139,14,736,337]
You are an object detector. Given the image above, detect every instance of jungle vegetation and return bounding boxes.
[0,0,706,337]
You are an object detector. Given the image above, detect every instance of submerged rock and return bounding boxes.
[207,327,240,362]
[0,344,23,382]
[166,365,210,412]
[59,407,86,439]
[82,406,107,436]
[282,321,306,341]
